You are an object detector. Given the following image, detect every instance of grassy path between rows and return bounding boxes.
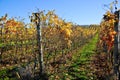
[63,34,99,80]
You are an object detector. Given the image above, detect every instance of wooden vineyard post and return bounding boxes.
[31,12,45,77]
[0,22,4,64]
[114,10,120,79]
[0,25,2,63]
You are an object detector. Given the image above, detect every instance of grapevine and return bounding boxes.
[99,11,117,52]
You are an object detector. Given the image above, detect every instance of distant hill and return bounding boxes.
[76,24,100,27]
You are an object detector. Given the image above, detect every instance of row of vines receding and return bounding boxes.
[0,10,99,79]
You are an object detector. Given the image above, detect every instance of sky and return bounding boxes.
[0,0,120,25]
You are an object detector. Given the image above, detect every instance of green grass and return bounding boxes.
[0,67,18,80]
[65,34,99,80]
